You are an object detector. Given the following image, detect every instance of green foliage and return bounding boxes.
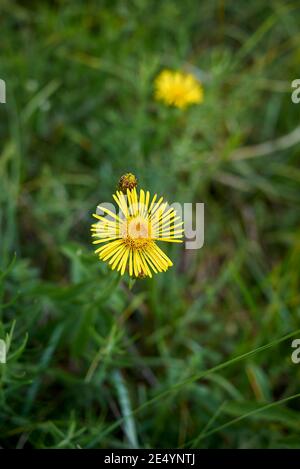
[1,0,300,449]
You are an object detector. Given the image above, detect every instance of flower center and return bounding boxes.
[122,216,152,249]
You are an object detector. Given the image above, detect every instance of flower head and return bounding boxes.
[154,69,203,109]
[91,184,184,278]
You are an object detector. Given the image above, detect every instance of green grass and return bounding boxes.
[1,0,300,449]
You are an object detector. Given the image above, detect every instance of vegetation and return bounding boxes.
[1,0,300,449]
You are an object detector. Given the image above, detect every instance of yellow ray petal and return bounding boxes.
[133,250,141,277]
[110,245,128,269]
[120,248,130,275]
[129,248,133,277]
[96,206,122,222]
[113,192,129,218]
[92,214,119,228]
[138,251,153,277]
[92,236,120,244]
[150,243,173,267]
[98,239,123,257]
[144,247,165,272]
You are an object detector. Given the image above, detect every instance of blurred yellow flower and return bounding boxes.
[154,69,203,109]
[91,186,184,278]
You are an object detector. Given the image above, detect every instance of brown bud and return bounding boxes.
[117,173,138,194]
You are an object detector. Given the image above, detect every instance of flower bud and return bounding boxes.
[117,173,138,194]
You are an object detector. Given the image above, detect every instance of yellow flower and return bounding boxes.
[154,69,203,109]
[91,187,184,278]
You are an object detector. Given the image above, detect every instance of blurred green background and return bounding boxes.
[1,0,300,449]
